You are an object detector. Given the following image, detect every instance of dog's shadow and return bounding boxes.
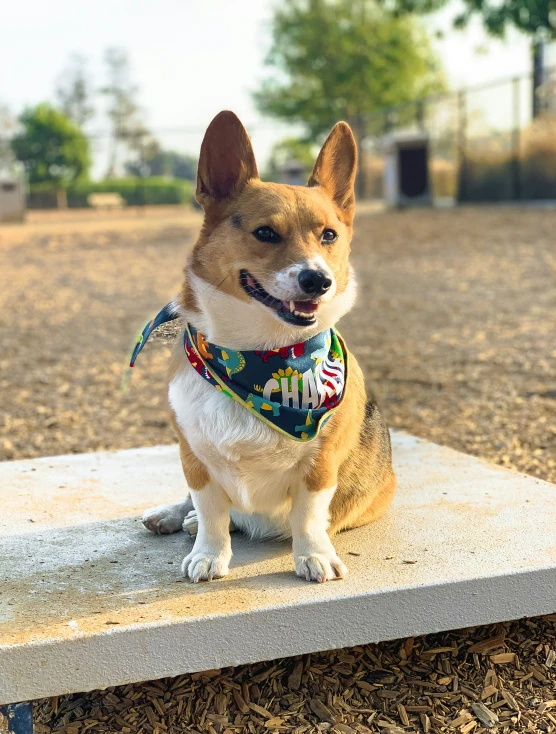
[0,516,314,642]
[175,527,309,592]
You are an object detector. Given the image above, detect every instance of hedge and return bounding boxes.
[27,177,194,209]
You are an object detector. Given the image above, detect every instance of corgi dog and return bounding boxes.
[141,111,396,583]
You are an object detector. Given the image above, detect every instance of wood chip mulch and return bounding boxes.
[33,616,556,733]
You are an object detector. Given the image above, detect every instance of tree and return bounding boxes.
[253,0,445,146]
[100,47,147,177]
[11,104,91,204]
[382,0,554,115]
[452,0,553,115]
[125,146,198,179]
[264,137,317,181]
[122,124,158,177]
[55,54,95,127]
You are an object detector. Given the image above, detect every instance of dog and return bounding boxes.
[140,111,396,583]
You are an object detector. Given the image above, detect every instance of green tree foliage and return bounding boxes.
[449,0,554,42]
[253,0,445,141]
[383,0,554,113]
[11,103,91,186]
[451,0,554,115]
[55,54,95,128]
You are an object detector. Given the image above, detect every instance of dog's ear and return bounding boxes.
[196,111,259,209]
[308,122,357,222]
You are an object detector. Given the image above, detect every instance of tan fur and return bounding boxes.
[170,414,210,491]
[181,115,357,322]
[167,350,209,491]
[177,111,394,533]
[151,111,396,582]
[179,112,396,520]
[305,355,396,533]
[182,182,354,316]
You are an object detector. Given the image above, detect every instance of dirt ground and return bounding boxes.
[1,205,555,733]
[1,205,554,482]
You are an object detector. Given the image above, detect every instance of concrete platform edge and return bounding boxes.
[2,565,555,705]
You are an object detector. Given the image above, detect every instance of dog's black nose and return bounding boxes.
[298,269,332,296]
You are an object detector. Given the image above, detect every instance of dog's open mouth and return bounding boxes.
[239,269,318,326]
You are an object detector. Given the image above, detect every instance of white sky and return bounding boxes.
[1,0,554,176]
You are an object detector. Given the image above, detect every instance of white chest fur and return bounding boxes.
[169,361,319,532]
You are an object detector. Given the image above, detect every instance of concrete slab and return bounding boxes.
[1,434,555,704]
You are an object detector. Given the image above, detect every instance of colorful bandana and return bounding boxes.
[129,303,179,367]
[130,304,347,441]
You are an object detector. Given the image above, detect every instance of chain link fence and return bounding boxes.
[357,66,556,202]
[3,68,556,208]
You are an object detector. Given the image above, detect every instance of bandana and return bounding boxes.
[130,304,347,441]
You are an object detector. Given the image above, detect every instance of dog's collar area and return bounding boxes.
[239,269,319,326]
[129,302,347,442]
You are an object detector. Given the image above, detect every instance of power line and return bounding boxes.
[85,121,302,139]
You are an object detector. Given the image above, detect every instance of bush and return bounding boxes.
[27,182,60,209]
[28,177,194,209]
[12,103,91,187]
[67,178,193,207]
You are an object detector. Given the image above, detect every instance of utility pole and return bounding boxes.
[532,38,545,118]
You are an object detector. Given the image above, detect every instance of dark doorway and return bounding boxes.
[399,146,429,198]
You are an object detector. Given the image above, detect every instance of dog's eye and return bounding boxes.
[321,228,338,244]
[253,226,281,244]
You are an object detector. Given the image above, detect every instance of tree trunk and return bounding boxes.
[56,188,68,209]
[106,137,118,179]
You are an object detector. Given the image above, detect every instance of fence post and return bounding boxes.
[0,703,34,733]
[457,91,467,203]
[532,39,545,118]
[384,109,393,134]
[511,77,521,201]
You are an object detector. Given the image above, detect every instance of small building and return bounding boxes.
[0,164,26,222]
[279,158,307,186]
[382,132,432,208]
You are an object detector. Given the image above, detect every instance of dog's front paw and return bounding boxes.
[182,510,199,536]
[142,503,187,535]
[295,553,347,583]
[181,549,230,583]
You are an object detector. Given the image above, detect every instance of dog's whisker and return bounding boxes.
[208,271,232,302]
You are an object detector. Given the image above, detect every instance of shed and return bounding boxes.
[0,165,26,222]
[382,132,432,208]
[279,158,307,186]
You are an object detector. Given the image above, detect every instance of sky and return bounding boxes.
[1,0,554,176]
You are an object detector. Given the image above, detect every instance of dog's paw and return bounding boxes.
[182,510,199,536]
[295,553,347,583]
[181,549,230,582]
[142,504,186,535]
[182,510,236,536]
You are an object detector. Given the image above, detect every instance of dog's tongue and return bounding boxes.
[296,301,318,313]
[283,300,319,314]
